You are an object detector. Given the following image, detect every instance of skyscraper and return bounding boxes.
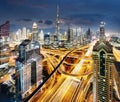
[22,27,27,40]
[93,22,114,102]
[32,22,38,41]
[16,38,42,100]
[55,5,60,40]
[86,28,92,43]
[39,30,44,44]
[67,27,73,43]
[27,29,31,39]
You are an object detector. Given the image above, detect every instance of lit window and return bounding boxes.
[102,96,105,99]
[103,87,105,91]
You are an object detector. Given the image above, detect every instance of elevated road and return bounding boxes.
[28,40,120,102]
[29,42,95,102]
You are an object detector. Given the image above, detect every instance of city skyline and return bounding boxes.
[0,0,120,33]
[0,6,120,101]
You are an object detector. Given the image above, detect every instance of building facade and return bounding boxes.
[15,39,42,99]
[93,22,114,102]
[32,22,38,41]
[67,27,74,44]
[0,43,10,69]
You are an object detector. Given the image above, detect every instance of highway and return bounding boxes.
[4,40,120,102]
[113,47,120,62]
[29,42,95,102]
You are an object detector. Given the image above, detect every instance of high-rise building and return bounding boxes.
[44,34,50,45]
[18,29,22,41]
[55,5,60,40]
[27,29,31,39]
[86,28,92,43]
[67,27,74,43]
[22,27,27,40]
[16,39,42,99]
[39,30,44,44]
[93,22,114,102]
[32,22,38,41]
[0,21,10,43]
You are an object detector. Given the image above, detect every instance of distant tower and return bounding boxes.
[32,22,38,41]
[39,30,44,44]
[22,27,27,40]
[100,21,106,41]
[55,5,60,40]
[86,28,91,43]
[27,29,31,39]
[67,27,73,43]
[93,22,114,102]
[18,29,22,41]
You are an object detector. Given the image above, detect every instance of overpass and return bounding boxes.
[23,41,120,102]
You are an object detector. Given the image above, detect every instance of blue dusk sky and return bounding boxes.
[0,0,120,33]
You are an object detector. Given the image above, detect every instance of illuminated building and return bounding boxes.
[44,34,50,45]
[16,39,42,99]
[93,22,114,102]
[18,29,22,41]
[22,27,27,40]
[55,5,60,41]
[67,27,74,43]
[0,43,10,69]
[39,30,44,44]
[16,24,43,99]
[27,29,31,39]
[86,28,92,43]
[32,22,38,41]
[50,34,54,44]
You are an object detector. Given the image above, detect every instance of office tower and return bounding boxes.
[44,34,50,45]
[39,30,44,44]
[16,29,22,41]
[22,27,27,40]
[86,28,92,43]
[67,27,73,43]
[18,29,22,41]
[27,29,31,39]
[93,22,114,102]
[16,39,42,99]
[76,27,82,44]
[50,34,54,44]
[9,32,14,42]
[32,22,38,41]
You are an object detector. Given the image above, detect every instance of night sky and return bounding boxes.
[0,0,120,33]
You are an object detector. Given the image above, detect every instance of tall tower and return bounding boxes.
[100,21,106,41]
[67,27,73,43]
[39,30,44,44]
[32,22,38,41]
[22,27,27,40]
[55,5,60,40]
[93,22,114,102]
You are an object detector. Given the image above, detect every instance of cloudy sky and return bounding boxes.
[0,0,120,33]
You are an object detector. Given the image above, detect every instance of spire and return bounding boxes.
[56,4,60,37]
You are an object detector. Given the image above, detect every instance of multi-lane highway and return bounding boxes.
[29,42,96,102]
[2,40,120,102]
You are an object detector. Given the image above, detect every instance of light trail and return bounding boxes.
[43,42,95,102]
